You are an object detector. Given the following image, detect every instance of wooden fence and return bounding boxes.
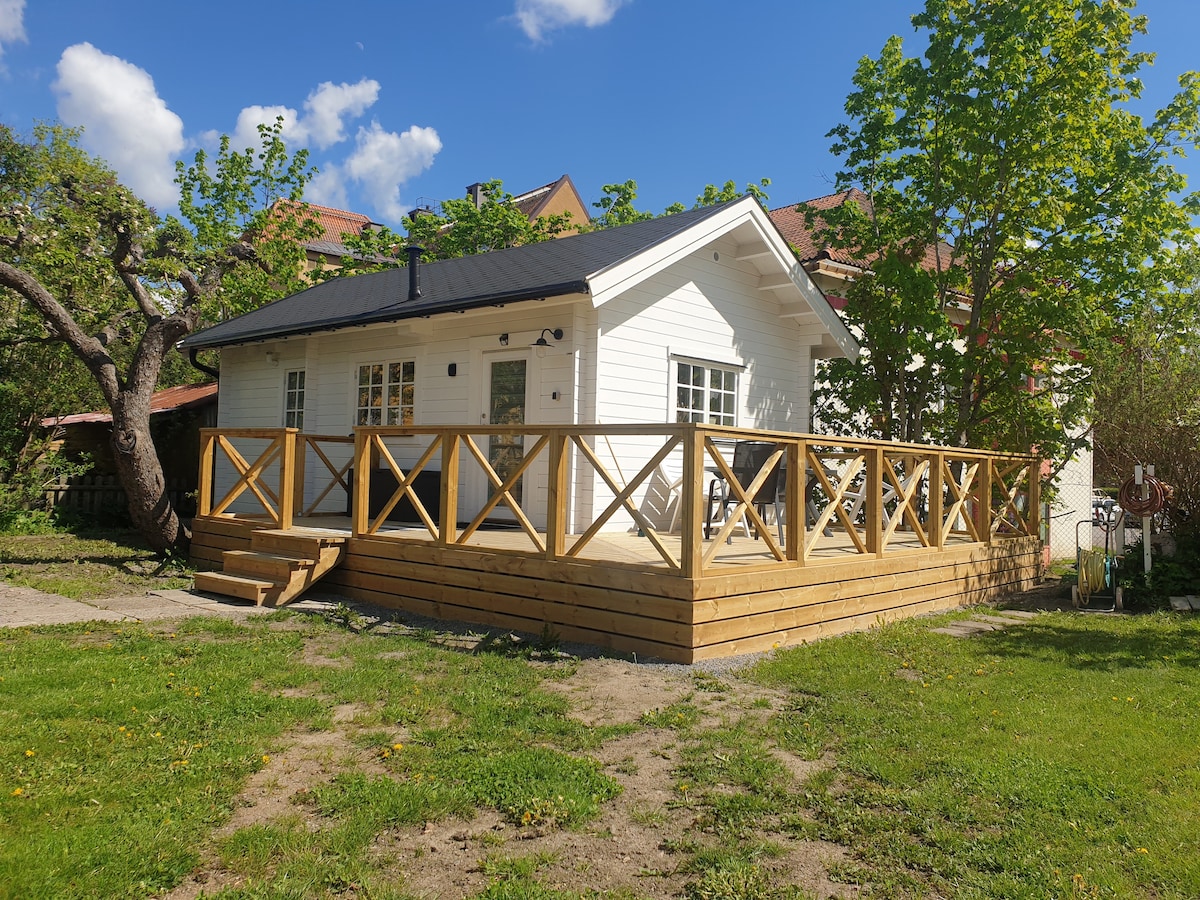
[41,474,195,517]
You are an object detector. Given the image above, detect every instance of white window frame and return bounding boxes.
[283,369,305,430]
[672,356,740,426]
[355,359,417,426]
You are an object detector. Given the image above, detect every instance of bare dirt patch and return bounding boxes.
[164,653,860,899]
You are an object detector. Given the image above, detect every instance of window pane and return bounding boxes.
[402,361,415,381]
[691,367,704,387]
[723,370,734,391]
[389,362,404,383]
[358,366,370,386]
[710,369,722,390]
[692,389,703,409]
[401,384,414,406]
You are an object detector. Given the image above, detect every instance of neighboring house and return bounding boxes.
[289,175,592,275]
[294,203,387,272]
[504,174,590,232]
[183,196,856,531]
[768,190,1090,559]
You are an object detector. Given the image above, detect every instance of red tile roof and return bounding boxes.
[303,202,380,244]
[42,382,218,427]
[769,188,953,272]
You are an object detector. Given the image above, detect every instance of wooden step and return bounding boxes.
[223,550,315,580]
[194,571,282,604]
[251,528,347,557]
[195,528,349,608]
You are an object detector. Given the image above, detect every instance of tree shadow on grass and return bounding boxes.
[967,614,1200,672]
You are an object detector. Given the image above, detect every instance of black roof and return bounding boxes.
[182,201,738,350]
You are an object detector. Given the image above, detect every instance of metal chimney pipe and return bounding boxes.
[405,245,424,301]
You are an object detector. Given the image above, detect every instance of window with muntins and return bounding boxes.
[675,360,737,426]
[284,369,305,429]
[356,361,415,426]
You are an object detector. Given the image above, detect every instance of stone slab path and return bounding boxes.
[929,608,1041,638]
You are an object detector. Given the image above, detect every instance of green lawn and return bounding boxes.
[747,610,1200,899]
[1,533,1198,899]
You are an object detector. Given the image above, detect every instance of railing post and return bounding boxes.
[866,445,884,556]
[352,429,370,537]
[1028,456,1042,540]
[787,438,803,564]
[293,435,307,519]
[930,451,944,550]
[439,432,460,547]
[197,429,215,517]
[278,428,297,531]
[680,426,704,579]
[545,430,567,560]
[977,456,993,544]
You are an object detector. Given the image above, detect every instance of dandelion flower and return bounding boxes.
[393,743,403,751]
[1136,847,1149,854]
[262,755,270,764]
[24,750,34,758]
[12,788,23,796]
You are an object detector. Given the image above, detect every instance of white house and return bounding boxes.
[183,196,858,532]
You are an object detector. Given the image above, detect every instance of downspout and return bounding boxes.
[188,347,220,380]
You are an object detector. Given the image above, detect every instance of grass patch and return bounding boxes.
[0,529,193,598]
[747,611,1200,898]
[0,622,319,897]
[0,609,624,898]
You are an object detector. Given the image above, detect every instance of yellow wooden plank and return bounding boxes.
[325,576,693,663]
[339,550,694,623]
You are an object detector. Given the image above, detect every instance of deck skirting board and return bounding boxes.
[189,520,1041,663]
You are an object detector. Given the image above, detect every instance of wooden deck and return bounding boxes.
[191,424,1043,663]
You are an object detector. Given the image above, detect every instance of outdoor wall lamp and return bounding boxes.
[498,333,509,346]
[531,327,564,358]
[532,328,563,348]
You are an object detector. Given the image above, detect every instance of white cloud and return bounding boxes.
[302,80,379,149]
[52,43,185,209]
[344,122,441,222]
[226,79,379,152]
[305,164,350,211]
[229,104,301,151]
[0,0,26,63]
[514,0,625,41]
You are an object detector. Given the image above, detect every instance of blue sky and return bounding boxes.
[2,0,1198,228]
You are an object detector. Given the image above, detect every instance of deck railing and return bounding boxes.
[197,424,1040,577]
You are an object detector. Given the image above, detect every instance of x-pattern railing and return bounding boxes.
[198,425,1041,577]
[198,428,294,528]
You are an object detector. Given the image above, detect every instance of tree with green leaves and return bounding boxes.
[811,0,1200,469]
[1092,244,1200,536]
[403,179,576,259]
[591,178,771,228]
[0,121,316,552]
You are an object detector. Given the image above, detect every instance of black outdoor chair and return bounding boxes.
[704,441,785,543]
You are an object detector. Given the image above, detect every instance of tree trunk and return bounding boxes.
[109,396,190,554]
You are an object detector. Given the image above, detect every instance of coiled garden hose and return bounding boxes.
[1118,473,1169,519]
